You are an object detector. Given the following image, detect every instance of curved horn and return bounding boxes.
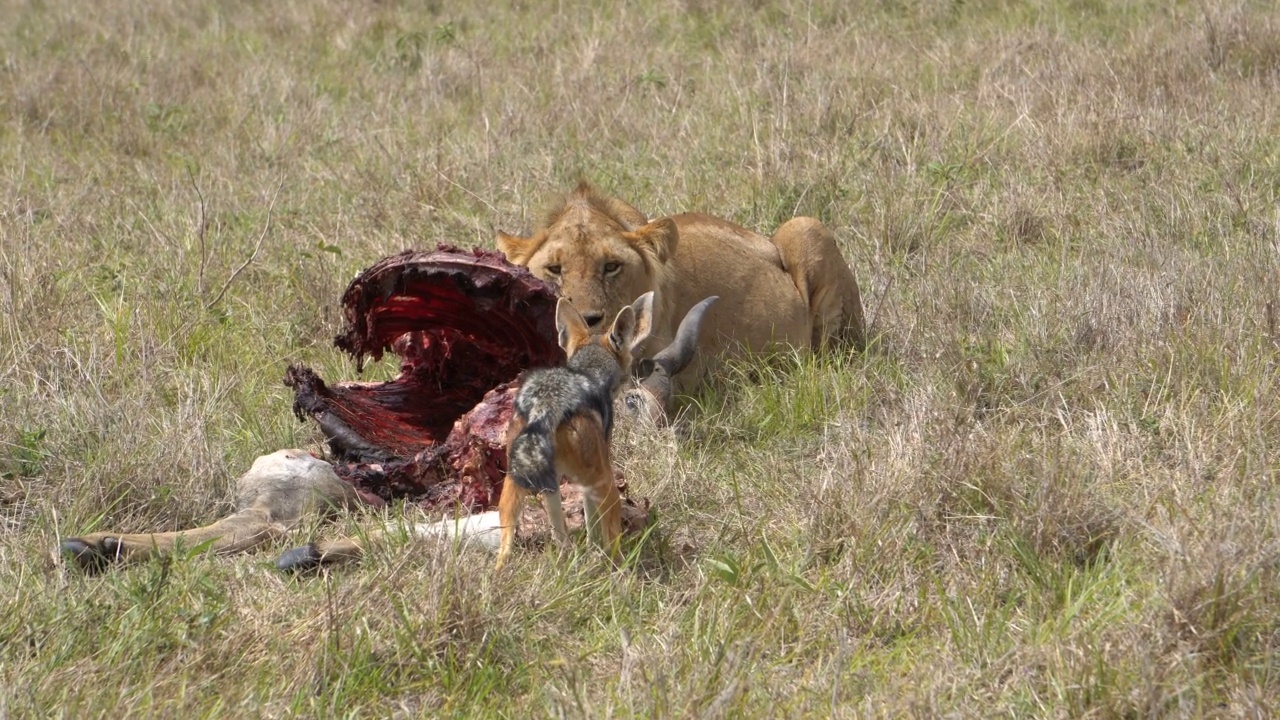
[631,296,718,419]
[645,295,719,378]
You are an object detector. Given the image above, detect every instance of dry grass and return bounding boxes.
[3,0,1280,716]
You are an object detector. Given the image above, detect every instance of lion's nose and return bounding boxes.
[582,312,604,328]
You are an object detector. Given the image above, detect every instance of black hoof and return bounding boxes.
[275,544,322,573]
[60,538,115,574]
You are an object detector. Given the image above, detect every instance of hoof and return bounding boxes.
[275,544,322,573]
[60,538,117,573]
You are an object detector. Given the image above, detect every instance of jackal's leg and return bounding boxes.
[583,439,623,562]
[542,491,571,546]
[582,493,601,548]
[558,416,623,563]
[61,450,361,572]
[591,480,624,562]
[771,217,866,350]
[496,475,529,570]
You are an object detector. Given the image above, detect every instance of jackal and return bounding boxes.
[495,291,655,569]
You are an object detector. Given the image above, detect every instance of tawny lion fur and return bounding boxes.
[497,182,866,394]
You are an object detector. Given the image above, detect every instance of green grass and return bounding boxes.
[4,0,1280,716]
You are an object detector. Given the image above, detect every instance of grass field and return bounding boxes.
[3,0,1280,716]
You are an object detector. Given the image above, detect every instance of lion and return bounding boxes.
[496,182,866,395]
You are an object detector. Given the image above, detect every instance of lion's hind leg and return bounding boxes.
[771,217,866,350]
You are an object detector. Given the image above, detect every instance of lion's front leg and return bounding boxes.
[770,217,867,350]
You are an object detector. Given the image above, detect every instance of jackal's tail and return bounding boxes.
[508,417,559,493]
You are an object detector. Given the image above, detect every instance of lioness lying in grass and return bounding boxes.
[497,182,867,394]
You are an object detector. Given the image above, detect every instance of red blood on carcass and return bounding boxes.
[285,245,566,511]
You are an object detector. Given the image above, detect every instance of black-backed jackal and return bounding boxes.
[495,291,655,569]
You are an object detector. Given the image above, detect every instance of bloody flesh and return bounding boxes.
[285,245,566,510]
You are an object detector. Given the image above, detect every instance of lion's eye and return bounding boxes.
[603,261,622,276]
[545,264,562,276]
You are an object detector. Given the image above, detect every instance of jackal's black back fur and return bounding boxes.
[507,343,620,494]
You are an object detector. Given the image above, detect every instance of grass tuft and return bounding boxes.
[5,0,1280,715]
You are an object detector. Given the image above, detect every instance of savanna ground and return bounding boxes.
[3,0,1279,716]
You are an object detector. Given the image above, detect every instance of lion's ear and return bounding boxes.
[496,231,537,265]
[626,218,678,265]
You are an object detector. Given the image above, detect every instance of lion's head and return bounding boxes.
[496,182,677,331]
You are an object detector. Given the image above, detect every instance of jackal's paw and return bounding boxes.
[60,536,123,573]
[275,544,322,573]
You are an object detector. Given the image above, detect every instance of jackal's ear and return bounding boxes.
[496,231,537,265]
[624,291,655,351]
[610,293,654,353]
[555,298,591,352]
[625,218,678,265]
[607,305,637,353]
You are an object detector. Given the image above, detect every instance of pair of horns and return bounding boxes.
[634,295,719,414]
